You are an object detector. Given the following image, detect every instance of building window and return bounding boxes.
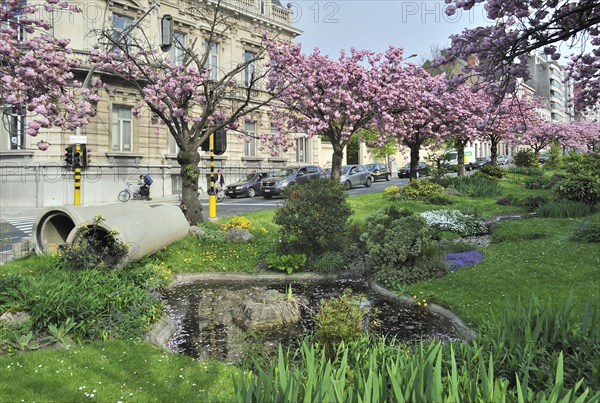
[2,7,24,41]
[170,31,186,65]
[205,41,218,80]
[259,0,265,14]
[111,105,132,151]
[167,134,178,155]
[297,137,309,162]
[1,111,26,150]
[112,13,133,52]
[244,122,256,156]
[244,51,256,87]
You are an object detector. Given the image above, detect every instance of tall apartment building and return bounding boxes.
[526,52,574,122]
[0,0,338,207]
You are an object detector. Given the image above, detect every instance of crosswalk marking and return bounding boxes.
[1,217,35,236]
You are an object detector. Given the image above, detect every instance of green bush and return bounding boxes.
[571,220,600,243]
[477,164,507,179]
[309,251,348,274]
[536,200,595,218]
[508,166,544,176]
[514,195,550,212]
[312,289,376,354]
[363,206,435,272]
[554,175,600,205]
[373,255,447,287]
[423,194,454,205]
[544,142,562,169]
[561,153,600,176]
[513,149,538,167]
[386,179,444,202]
[524,175,557,190]
[274,179,352,257]
[448,175,503,198]
[264,253,307,274]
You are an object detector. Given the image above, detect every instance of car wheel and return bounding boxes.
[263,194,273,199]
[344,180,351,190]
[247,187,256,198]
[364,176,372,188]
[386,173,391,181]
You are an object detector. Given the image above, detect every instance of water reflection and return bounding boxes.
[163,278,460,362]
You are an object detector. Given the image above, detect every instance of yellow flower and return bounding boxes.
[424,303,428,307]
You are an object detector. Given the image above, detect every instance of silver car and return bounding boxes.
[340,164,372,190]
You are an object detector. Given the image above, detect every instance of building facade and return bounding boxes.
[1,0,345,207]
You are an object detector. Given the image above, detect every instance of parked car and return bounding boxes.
[496,155,510,165]
[225,171,276,198]
[340,164,372,189]
[539,153,548,163]
[364,163,392,181]
[261,165,326,198]
[398,162,430,178]
[474,157,492,168]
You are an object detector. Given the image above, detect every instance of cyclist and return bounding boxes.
[139,174,153,201]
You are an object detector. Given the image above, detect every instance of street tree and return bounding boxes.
[265,43,409,179]
[563,121,600,152]
[520,120,571,160]
[440,0,600,111]
[0,0,96,150]
[90,1,282,224]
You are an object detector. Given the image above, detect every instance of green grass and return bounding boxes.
[0,169,598,400]
[0,340,240,402]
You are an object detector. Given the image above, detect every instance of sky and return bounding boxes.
[287,0,491,61]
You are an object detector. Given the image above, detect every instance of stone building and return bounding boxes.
[0,0,338,207]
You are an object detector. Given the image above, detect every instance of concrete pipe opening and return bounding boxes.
[68,225,128,268]
[35,211,77,253]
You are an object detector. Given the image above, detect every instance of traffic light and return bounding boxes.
[73,145,82,166]
[160,14,173,52]
[200,128,227,155]
[81,144,91,166]
[64,145,73,166]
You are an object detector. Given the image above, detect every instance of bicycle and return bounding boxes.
[118,182,147,202]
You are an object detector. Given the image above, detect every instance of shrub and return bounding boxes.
[419,209,488,236]
[536,200,595,218]
[363,206,435,272]
[561,152,600,176]
[264,253,307,274]
[309,251,348,274]
[513,150,537,167]
[373,254,447,287]
[448,175,502,198]
[221,216,253,231]
[385,179,444,202]
[312,289,376,354]
[423,194,454,205]
[524,175,554,189]
[544,142,562,169]
[56,216,129,270]
[496,197,512,205]
[571,220,600,243]
[508,166,544,176]
[554,175,600,205]
[477,164,507,179]
[274,179,352,257]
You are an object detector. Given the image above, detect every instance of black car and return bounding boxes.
[225,171,275,198]
[261,165,326,198]
[364,163,392,181]
[474,157,492,168]
[398,162,429,178]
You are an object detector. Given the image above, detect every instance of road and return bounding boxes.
[0,176,409,259]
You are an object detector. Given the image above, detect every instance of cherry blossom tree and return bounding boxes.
[265,43,409,179]
[0,0,96,150]
[90,2,281,224]
[563,120,600,151]
[440,0,600,111]
[519,120,568,159]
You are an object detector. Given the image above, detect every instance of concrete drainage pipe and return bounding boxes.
[67,205,189,265]
[33,204,149,254]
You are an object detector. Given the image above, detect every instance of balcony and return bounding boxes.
[223,0,293,24]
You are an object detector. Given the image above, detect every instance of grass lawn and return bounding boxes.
[0,168,598,400]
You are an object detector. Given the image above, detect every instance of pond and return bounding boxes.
[163,278,461,362]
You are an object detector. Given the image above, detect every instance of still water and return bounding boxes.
[163,278,460,362]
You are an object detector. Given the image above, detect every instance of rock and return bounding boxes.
[232,290,305,330]
[189,226,205,237]
[0,310,31,324]
[225,228,254,243]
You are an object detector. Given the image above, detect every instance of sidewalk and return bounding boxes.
[0,195,180,220]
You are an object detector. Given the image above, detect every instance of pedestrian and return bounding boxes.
[139,174,153,200]
[216,169,225,188]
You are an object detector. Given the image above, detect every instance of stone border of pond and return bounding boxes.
[145,272,476,349]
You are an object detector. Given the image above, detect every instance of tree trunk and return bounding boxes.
[330,141,344,181]
[455,139,468,177]
[178,149,203,224]
[409,145,420,180]
[490,140,498,165]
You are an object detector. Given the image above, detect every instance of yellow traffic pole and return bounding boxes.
[208,133,217,220]
[74,144,81,206]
